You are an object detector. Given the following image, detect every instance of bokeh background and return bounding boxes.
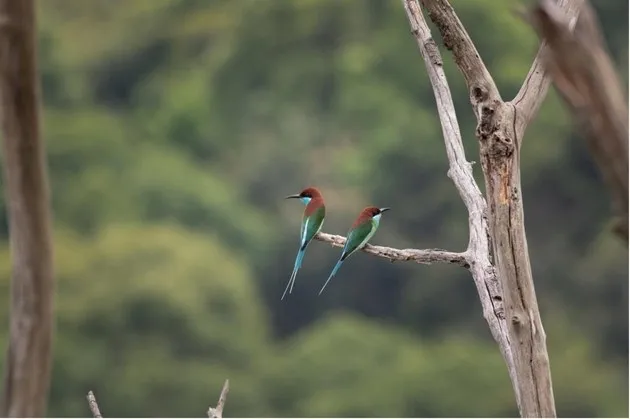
[0,0,628,417]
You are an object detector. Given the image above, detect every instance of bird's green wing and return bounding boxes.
[341,221,374,260]
[300,206,326,249]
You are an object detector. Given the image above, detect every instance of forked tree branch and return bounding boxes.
[401,0,581,417]
[402,0,517,406]
[419,0,501,111]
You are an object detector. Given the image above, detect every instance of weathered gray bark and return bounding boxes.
[0,0,56,416]
[528,0,629,243]
[400,0,515,407]
[207,379,230,418]
[399,0,581,417]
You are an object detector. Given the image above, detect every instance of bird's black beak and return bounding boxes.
[379,207,391,213]
[285,194,301,200]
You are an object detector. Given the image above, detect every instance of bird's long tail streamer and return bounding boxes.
[281,246,306,300]
[318,258,343,295]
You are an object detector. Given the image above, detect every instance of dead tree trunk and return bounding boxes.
[400,0,581,416]
[0,0,55,416]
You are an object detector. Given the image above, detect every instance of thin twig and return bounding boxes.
[207,379,230,418]
[86,391,102,418]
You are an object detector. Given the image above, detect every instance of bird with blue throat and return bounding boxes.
[319,206,390,295]
[282,186,326,300]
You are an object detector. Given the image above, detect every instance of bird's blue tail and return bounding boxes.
[318,258,344,295]
[281,246,307,300]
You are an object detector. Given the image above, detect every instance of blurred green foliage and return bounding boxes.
[0,0,627,416]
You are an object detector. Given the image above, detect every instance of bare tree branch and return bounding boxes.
[401,0,518,408]
[0,0,55,416]
[316,233,468,267]
[86,391,103,418]
[511,0,582,140]
[207,379,230,418]
[528,0,629,242]
[419,0,501,112]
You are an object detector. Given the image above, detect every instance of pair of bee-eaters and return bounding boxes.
[282,186,390,300]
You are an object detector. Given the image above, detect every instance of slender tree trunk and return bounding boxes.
[0,0,55,416]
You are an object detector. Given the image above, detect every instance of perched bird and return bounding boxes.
[319,206,390,295]
[282,186,326,300]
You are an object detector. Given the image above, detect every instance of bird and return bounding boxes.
[318,206,390,295]
[282,186,326,300]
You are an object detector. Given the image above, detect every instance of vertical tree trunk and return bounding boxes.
[0,0,55,416]
[417,0,558,413]
[477,100,556,418]
[404,0,580,416]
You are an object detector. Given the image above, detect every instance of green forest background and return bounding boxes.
[0,0,628,417]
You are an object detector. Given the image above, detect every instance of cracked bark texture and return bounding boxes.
[402,0,516,410]
[401,0,581,417]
